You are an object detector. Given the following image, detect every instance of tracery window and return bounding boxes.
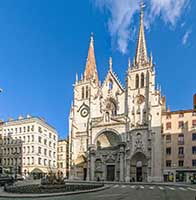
[141,73,144,88]
[136,74,139,89]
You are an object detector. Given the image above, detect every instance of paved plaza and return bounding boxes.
[1,184,196,200]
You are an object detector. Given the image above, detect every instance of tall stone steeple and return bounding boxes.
[134,2,149,67]
[84,33,99,85]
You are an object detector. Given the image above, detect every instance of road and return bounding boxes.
[0,184,196,200]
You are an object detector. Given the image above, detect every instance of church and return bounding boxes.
[68,4,164,182]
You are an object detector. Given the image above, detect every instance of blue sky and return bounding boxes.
[0,0,195,139]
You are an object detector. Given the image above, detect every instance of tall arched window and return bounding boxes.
[136,74,139,89]
[141,73,144,88]
[109,80,113,90]
[86,86,89,99]
[81,86,84,99]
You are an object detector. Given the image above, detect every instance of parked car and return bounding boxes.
[0,175,15,186]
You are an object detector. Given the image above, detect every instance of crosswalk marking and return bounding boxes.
[188,187,196,192]
[166,186,175,191]
[149,186,154,190]
[179,187,186,191]
[159,186,164,190]
[113,185,119,188]
[130,185,136,189]
[121,185,127,188]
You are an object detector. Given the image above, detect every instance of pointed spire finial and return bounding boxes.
[84,33,99,85]
[109,56,113,71]
[134,1,148,67]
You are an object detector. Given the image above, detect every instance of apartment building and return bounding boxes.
[57,139,69,178]
[162,96,196,183]
[0,115,58,179]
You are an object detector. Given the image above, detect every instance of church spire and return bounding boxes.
[84,33,99,85]
[134,2,148,67]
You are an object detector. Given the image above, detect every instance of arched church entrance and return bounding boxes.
[130,152,147,182]
[74,154,87,180]
[94,130,121,181]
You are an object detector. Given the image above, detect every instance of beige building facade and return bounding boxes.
[69,5,163,182]
[162,104,196,183]
[0,115,58,178]
[57,139,69,178]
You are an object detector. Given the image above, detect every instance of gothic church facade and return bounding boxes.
[69,5,164,182]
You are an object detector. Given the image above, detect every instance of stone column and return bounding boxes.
[90,148,95,181]
[119,145,125,182]
[125,159,130,182]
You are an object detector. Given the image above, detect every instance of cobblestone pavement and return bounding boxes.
[1,184,196,200]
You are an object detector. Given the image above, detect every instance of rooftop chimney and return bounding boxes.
[194,94,196,109]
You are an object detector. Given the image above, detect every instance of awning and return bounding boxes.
[30,168,44,174]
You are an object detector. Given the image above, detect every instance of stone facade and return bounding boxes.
[69,5,164,182]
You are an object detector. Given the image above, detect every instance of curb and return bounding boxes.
[0,185,110,199]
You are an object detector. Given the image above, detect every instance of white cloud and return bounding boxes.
[182,30,191,45]
[92,0,190,54]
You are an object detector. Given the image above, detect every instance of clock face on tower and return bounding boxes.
[78,103,90,118]
[80,107,89,118]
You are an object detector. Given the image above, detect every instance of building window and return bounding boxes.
[166,160,171,167]
[166,135,171,143]
[38,147,42,154]
[31,125,34,131]
[61,147,63,152]
[179,113,184,118]
[192,146,196,154]
[15,128,17,133]
[82,86,84,99]
[193,112,196,116]
[192,133,196,141]
[27,126,30,132]
[178,134,184,145]
[27,136,30,142]
[192,120,196,128]
[44,149,47,156]
[19,127,22,133]
[38,127,42,133]
[24,127,26,132]
[38,157,41,165]
[44,159,47,166]
[44,139,47,145]
[27,146,30,153]
[178,160,184,167]
[49,150,52,157]
[178,147,184,156]
[141,73,144,88]
[32,135,34,142]
[178,121,184,129]
[49,132,52,138]
[32,157,34,165]
[109,80,113,90]
[135,74,139,89]
[192,160,196,167]
[32,146,34,153]
[166,122,171,130]
[166,114,171,119]
[38,136,42,143]
[166,147,171,155]
[86,85,88,99]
